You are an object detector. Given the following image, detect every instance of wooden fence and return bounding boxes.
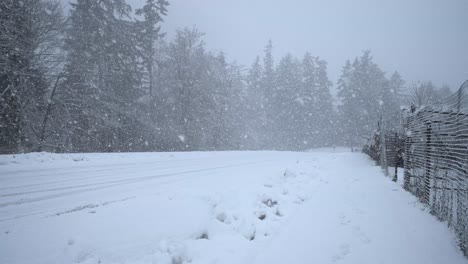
[403,80,468,256]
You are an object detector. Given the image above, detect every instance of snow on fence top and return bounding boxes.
[403,80,468,257]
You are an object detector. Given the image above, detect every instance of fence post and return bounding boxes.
[392,132,398,182]
[403,114,412,191]
[423,121,432,205]
[379,117,389,176]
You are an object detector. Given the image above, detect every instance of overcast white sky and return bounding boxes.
[65,0,468,90]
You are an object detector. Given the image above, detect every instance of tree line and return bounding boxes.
[0,0,452,153]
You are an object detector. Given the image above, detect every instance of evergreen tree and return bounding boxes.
[208,53,248,150]
[162,27,207,150]
[133,0,169,150]
[313,57,334,146]
[273,54,302,150]
[300,53,317,147]
[0,0,64,153]
[135,0,168,102]
[337,50,398,149]
[261,40,276,148]
[246,56,265,149]
[61,0,142,152]
[301,53,334,147]
[385,71,405,124]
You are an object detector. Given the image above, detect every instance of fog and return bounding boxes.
[2,2,468,260]
[129,0,468,89]
[1,0,467,153]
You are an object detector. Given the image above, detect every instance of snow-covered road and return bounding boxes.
[0,150,466,264]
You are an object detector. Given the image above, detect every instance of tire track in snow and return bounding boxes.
[0,170,223,223]
[0,156,218,181]
[0,160,234,193]
[0,159,277,209]
[0,154,257,190]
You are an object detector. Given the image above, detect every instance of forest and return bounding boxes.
[0,0,452,153]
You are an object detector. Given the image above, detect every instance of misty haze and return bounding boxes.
[1,0,467,263]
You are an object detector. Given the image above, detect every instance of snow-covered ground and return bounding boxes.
[0,150,466,264]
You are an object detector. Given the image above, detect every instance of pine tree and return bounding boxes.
[162,27,207,150]
[135,0,168,102]
[336,60,353,147]
[225,62,250,150]
[0,0,31,153]
[261,40,276,148]
[313,57,334,146]
[385,71,405,124]
[61,0,142,152]
[300,53,317,147]
[337,50,395,149]
[301,53,334,147]
[0,0,64,153]
[132,1,168,150]
[273,54,302,150]
[208,53,248,150]
[246,56,265,149]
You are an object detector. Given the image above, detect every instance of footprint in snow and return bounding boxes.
[352,207,365,215]
[332,243,350,262]
[352,226,371,244]
[339,214,351,226]
[216,212,227,223]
